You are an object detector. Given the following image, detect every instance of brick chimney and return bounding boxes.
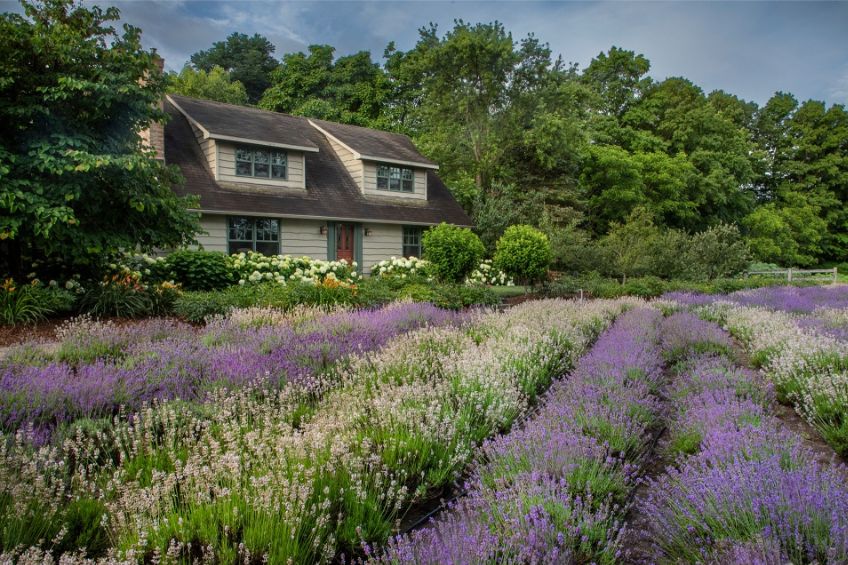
[140,54,166,162]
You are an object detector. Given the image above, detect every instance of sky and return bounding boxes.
[3,0,848,106]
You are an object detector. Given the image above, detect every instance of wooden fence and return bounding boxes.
[746,267,838,282]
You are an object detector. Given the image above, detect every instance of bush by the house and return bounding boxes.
[493,224,551,285]
[422,223,485,283]
[370,256,432,280]
[163,249,232,291]
[229,251,359,286]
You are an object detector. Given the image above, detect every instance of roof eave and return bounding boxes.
[307,119,438,170]
[190,208,471,227]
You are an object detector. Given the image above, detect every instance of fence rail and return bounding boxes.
[746,268,838,282]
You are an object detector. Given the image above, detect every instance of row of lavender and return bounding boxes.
[0,302,464,442]
[640,313,848,563]
[666,285,848,457]
[0,299,635,563]
[367,307,667,563]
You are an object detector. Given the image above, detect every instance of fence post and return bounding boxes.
[834,267,839,283]
[787,268,792,282]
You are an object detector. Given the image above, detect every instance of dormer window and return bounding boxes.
[236,146,287,179]
[377,165,414,193]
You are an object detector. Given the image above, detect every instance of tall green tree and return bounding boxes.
[190,32,277,103]
[0,0,199,277]
[396,21,556,193]
[260,45,390,126]
[167,65,249,105]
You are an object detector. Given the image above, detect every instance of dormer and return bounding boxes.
[308,118,437,201]
[166,94,319,190]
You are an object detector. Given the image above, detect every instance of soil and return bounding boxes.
[0,317,70,347]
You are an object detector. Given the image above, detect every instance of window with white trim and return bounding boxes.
[402,226,423,258]
[228,216,280,255]
[377,165,414,192]
[235,146,287,179]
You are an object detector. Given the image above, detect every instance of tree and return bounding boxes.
[260,45,391,126]
[689,223,750,279]
[190,33,277,103]
[0,0,200,278]
[168,65,248,105]
[581,46,651,118]
[599,207,660,283]
[394,21,556,193]
[743,193,827,267]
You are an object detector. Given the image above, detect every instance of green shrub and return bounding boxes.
[493,225,551,285]
[622,276,666,298]
[1,280,56,325]
[422,223,485,283]
[78,278,153,318]
[38,286,77,315]
[165,249,232,291]
[689,223,750,280]
[173,285,257,323]
[430,283,497,310]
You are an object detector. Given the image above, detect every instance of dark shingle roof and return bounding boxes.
[164,98,472,227]
[308,118,438,168]
[167,94,319,152]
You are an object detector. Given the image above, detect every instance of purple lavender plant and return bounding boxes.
[366,308,665,564]
[0,303,464,441]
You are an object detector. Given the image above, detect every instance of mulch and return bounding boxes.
[0,318,70,347]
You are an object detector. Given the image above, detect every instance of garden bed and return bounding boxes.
[2,288,846,563]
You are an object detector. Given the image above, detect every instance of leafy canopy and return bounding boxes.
[190,32,277,103]
[167,65,249,105]
[0,0,200,277]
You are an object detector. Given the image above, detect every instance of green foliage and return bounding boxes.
[689,223,750,279]
[260,45,390,126]
[165,250,232,291]
[77,277,153,318]
[0,0,200,279]
[0,280,53,325]
[422,223,486,283]
[190,32,277,103]
[493,224,552,285]
[599,207,658,283]
[167,65,249,105]
[743,194,827,267]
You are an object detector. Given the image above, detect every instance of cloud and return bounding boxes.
[2,0,846,105]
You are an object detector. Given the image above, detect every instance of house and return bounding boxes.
[157,94,471,274]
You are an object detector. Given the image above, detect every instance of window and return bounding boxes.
[376,165,414,192]
[235,146,287,179]
[228,216,280,255]
[403,226,423,258]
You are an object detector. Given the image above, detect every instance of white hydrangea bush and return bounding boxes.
[371,256,432,280]
[465,259,514,286]
[229,252,359,286]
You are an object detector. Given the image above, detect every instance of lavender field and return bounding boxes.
[1,289,847,564]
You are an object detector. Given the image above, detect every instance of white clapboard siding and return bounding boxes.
[196,214,227,253]
[281,219,327,259]
[190,122,216,175]
[327,137,363,189]
[216,143,306,189]
[362,162,427,200]
[362,223,403,274]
